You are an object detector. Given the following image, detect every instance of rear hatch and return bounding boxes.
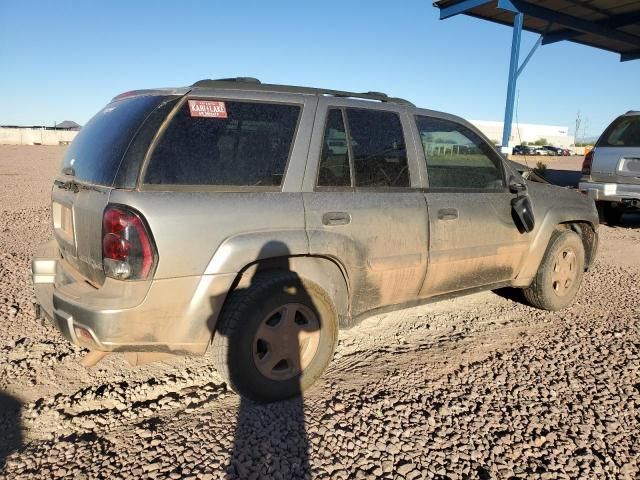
[52,93,181,285]
[591,114,640,186]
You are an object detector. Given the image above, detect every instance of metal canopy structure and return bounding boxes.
[433,0,640,151]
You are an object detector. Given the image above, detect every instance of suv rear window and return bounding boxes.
[61,95,168,186]
[145,100,300,187]
[598,115,640,147]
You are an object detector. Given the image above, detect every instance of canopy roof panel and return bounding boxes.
[434,0,640,61]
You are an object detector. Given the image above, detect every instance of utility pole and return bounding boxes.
[574,111,582,145]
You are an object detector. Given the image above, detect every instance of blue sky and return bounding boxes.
[1,0,638,136]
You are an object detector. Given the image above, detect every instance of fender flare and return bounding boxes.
[513,206,598,286]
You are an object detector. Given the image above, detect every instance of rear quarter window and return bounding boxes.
[144,100,301,187]
[598,116,640,148]
[61,95,168,186]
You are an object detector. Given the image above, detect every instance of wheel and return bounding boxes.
[599,201,623,226]
[211,272,338,402]
[522,229,585,311]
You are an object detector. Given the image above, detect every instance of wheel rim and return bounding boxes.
[253,303,321,381]
[551,248,578,297]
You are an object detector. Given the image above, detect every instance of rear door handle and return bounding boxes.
[322,212,351,226]
[437,208,458,220]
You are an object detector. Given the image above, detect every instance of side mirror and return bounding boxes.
[511,195,535,233]
[509,176,527,194]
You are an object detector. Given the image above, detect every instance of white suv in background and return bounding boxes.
[579,111,640,225]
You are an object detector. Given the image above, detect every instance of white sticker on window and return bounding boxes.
[188,100,228,118]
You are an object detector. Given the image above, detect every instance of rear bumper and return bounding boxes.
[32,239,236,354]
[579,180,640,205]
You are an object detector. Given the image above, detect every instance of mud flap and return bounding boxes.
[79,350,110,368]
[123,352,176,366]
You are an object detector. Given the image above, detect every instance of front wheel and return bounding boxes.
[522,229,585,311]
[211,272,338,402]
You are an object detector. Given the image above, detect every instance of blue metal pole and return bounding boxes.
[517,34,543,77]
[501,12,524,152]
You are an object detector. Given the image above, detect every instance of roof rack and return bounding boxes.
[190,78,414,106]
[192,77,261,87]
[330,90,413,106]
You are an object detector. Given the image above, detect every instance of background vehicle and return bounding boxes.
[32,78,599,402]
[543,145,566,156]
[513,145,537,155]
[579,111,640,225]
[533,147,552,156]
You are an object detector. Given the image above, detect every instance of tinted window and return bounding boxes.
[146,100,300,186]
[61,95,167,186]
[318,109,351,187]
[346,109,410,188]
[599,116,640,147]
[416,116,504,189]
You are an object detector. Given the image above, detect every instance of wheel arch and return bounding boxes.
[558,221,598,270]
[513,206,598,287]
[228,255,351,327]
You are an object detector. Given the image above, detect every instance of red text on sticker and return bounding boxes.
[188,100,228,118]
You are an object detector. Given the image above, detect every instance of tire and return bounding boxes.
[522,229,585,311]
[211,272,338,402]
[599,201,623,226]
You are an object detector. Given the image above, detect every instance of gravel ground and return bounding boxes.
[0,146,639,479]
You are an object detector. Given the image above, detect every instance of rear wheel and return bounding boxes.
[211,272,338,402]
[522,229,585,311]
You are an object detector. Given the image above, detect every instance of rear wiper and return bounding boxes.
[53,178,101,193]
[54,178,81,193]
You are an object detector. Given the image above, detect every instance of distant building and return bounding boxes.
[470,120,574,148]
[0,121,81,145]
[55,120,81,131]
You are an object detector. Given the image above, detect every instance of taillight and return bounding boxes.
[581,149,594,175]
[102,206,156,280]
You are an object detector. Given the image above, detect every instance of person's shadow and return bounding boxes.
[0,391,22,471]
[213,243,323,479]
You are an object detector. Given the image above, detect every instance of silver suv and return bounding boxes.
[33,78,599,401]
[579,111,640,225]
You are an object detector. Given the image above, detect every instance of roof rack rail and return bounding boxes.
[191,77,261,87]
[331,90,413,106]
[189,79,414,106]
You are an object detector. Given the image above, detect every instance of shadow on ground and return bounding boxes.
[215,243,322,479]
[613,212,640,229]
[0,391,22,470]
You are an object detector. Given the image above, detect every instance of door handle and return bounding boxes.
[322,212,351,226]
[437,208,458,220]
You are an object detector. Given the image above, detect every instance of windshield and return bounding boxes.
[61,95,167,186]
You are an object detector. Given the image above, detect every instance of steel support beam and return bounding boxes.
[541,30,581,45]
[621,50,640,62]
[501,12,523,151]
[517,33,543,77]
[502,0,640,49]
[543,10,640,45]
[439,0,492,20]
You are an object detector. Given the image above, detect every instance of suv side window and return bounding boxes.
[415,116,504,190]
[145,100,300,187]
[318,109,351,187]
[346,109,410,188]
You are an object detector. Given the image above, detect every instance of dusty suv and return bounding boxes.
[32,78,599,402]
[579,111,640,224]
